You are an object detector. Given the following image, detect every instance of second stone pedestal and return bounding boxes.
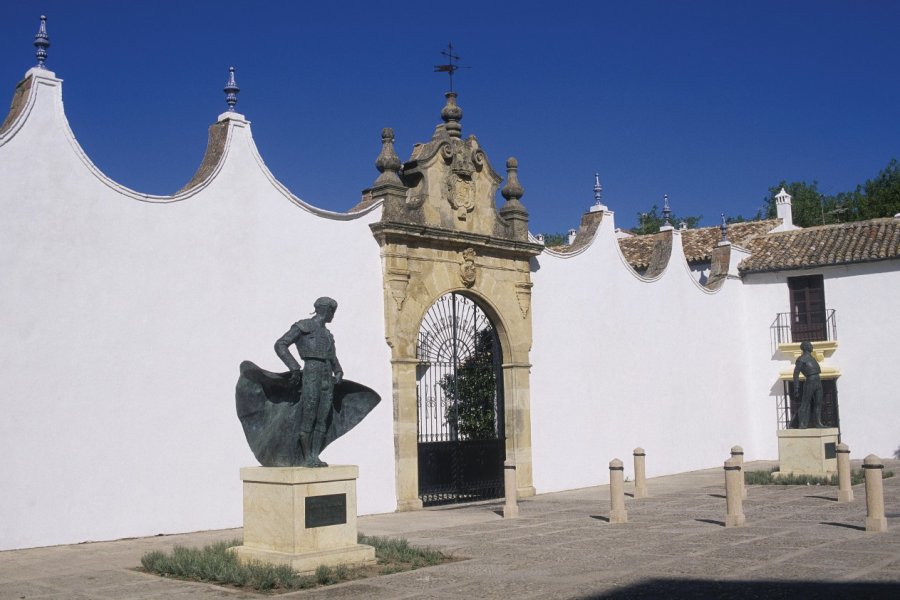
[776,427,839,477]
[232,465,375,574]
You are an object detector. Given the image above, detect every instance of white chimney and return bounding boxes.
[775,187,794,229]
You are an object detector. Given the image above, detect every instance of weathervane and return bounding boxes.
[434,42,469,91]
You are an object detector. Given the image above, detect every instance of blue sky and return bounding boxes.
[2,1,898,233]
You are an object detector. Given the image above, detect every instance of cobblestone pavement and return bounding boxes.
[1,460,898,599]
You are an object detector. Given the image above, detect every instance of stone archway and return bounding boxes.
[368,94,542,510]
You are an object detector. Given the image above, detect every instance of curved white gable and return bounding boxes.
[529,209,768,494]
[0,68,394,551]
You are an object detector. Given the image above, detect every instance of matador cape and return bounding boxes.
[235,361,380,467]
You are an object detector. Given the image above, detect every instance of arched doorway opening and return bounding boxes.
[415,292,505,506]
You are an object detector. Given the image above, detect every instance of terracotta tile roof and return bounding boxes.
[739,218,900,274]
[681,220,780,263]
[544,211,604,254]
[617,219,780,269]
[618,231,664,270]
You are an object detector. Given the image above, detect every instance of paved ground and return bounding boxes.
[2,459,899,599]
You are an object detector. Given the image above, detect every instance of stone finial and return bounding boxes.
[34,15,50,69]
[721,213,728,243]
[374,127,402,185]
[441,92,463,138]
[593,173,603,205]
[224,67,240,112]
[499,157,529,241]
[662,194,672,228]
[590,172,608,213]
[501,157,524,204]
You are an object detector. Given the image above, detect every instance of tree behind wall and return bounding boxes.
[764,180,835,227]
[633,205,702,235]
[857,158,900,220]
[539,232,568,247]
[764,159,900,227]
[439,328,498,440]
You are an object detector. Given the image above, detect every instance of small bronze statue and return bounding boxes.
[792,340,825,429]
[236,297,380,467]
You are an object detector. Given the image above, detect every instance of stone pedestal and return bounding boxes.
[232,465,375,574]
[776,428,839,477]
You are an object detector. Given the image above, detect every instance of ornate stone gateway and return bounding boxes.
[416,293,505,505]
[369,91,542,511]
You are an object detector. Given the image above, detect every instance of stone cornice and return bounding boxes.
[370,221,543,258]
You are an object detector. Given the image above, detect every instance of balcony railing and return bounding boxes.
[770,309,837,348]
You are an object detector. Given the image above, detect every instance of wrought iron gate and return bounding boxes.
[416,293,505,506]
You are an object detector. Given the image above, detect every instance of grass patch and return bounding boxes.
[140,539,316,592]
[745,467,894,486]
[140,534,453,593]
[358,534,446,574]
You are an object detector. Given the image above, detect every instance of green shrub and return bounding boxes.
[315,564,336,585]
[140,538,314,591]
[141,534,451,591]
[745,468,894,486]
[359,534,446,568]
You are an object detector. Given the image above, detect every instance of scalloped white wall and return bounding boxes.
[530,217,771,492]
[2,69,897,551]
[0,71,395,551]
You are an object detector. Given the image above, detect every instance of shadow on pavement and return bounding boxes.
[820,521,866,531]
[585,579,900,599]
[805,495,837,502]
[695,518,725,527]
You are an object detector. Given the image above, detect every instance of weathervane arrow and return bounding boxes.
[434,42,470,91]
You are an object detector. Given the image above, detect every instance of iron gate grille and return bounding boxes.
[780,379,840,431]
[416,293,505,506]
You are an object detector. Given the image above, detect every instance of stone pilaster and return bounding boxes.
[391,358,423,511]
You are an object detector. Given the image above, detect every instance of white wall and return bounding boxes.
[3,69,896,552]
[0,70,395,551]
[529,214,773,492]
[742,262,900,458]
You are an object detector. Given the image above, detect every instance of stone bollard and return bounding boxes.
[503,460,519,518]
[724,457,745,527]
[731,445,747,499]
[609,458,628,523]
[864,454,887,532]
[633,447,648,499]
[836,443,853,503]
